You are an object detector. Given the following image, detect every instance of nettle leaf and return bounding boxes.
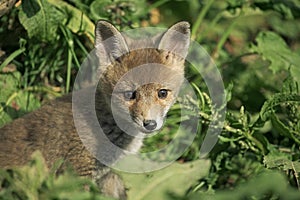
[190,170,300,200]
[264,151,300,183]
[252,0,300,19]
[19,0,65,42]
[258,92,300,144]
[271,112,300,145]
[0,151,109,200]
[250,31,300,82]
[0,72,40,127]
[48,0,95,42]
[282,74,299,94]
[120,159,210,200]
[263,150,292,170]
[259,93,300,121]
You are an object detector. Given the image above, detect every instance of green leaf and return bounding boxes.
[90,0,112,20]
[259,93,300,121]
[282,74,299,94]
[264,150,300,187]
[190,170,300,200]
[263,150,292,170]
[270,111,300,144]
[48,0,95,42]
[0,151,109,200]
[250,31,300,82]
[257,91,300,144]
[252,0,300,19]
[18,0,65,42]
[120,159,210,200]
[0,72,41,127]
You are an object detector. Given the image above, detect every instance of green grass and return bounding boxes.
[1,0,300,199]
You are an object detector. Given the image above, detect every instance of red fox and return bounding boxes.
[0,20,190,199]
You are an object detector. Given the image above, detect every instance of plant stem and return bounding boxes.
[192,82,205,111]
[197,10,224,42]
[66,49,72,93]
[0,48,25,72]
[212,10,244,59]
[191,0,215,40]
[213,20,236,59]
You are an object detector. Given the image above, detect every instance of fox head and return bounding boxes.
[95,21,190,134]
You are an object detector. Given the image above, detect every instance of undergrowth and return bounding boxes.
[0,0,300,199]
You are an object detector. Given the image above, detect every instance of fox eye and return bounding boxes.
[158,89,168,99]
[124,91,136,101]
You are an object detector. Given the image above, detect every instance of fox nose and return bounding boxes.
[143,120,157,131]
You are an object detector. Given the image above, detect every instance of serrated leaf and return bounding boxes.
[263,151,291,170]
[0,72,40,127]
[282,74,299,94]
[190,170,300,200]
[259,93,300,121]
[120,159,210,200]
[12,151,49,199]
[0,151,109,200]
[48,0,95,42]
[257,91,300,145]
[270,112,300,145]
[250,31,300,82]
[18,0,65,42]
[264,151,300,183]
[253,0,300,19]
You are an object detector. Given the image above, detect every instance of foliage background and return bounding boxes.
[0,0,300,199]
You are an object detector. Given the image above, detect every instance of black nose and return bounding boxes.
[143,120,157,131]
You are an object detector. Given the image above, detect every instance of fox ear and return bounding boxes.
[158,21,190,59]
[95,20,129,65]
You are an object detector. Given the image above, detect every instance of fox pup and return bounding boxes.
[0,21,190,199]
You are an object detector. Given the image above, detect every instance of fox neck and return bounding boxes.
[95,90,144,153]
